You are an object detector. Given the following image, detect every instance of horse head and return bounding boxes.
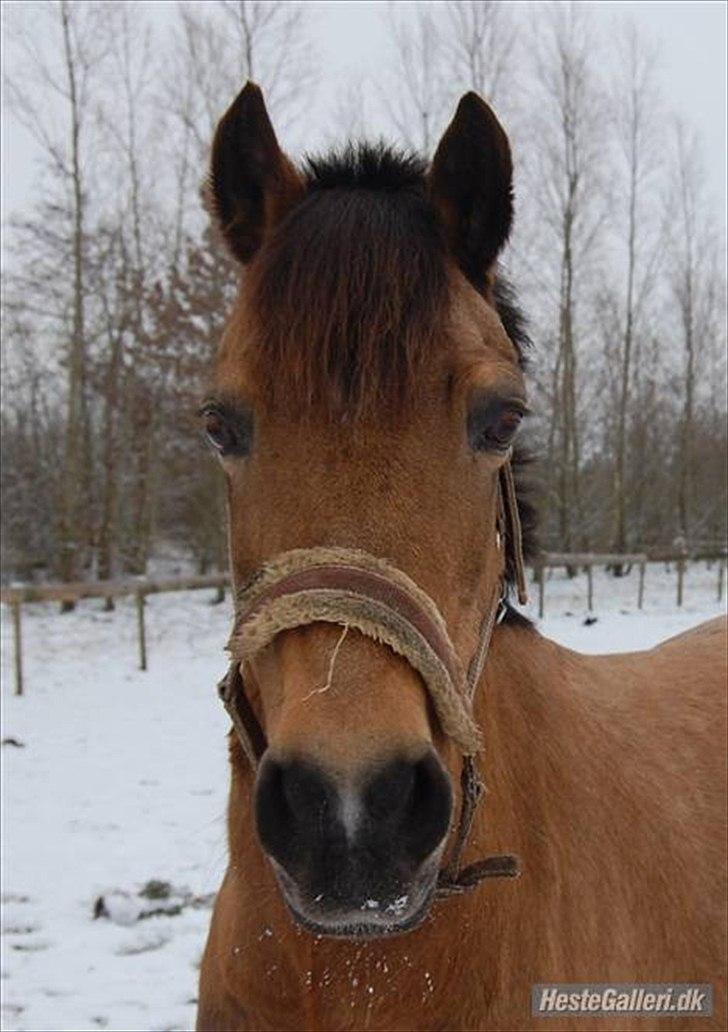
[203,82,528,938]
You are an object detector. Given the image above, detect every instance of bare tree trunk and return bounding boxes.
[111,6,157,579]
[125,390,155,576]
[57,0,87,608]
[557,129,581,568]
[677,271,695,542]
[672,122,700,546]
[526,4,604,562]
[610,27,658,571]
[97,256,125,607]
[612,179,636,562]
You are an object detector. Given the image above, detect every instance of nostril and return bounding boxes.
[281,764,330,813]
[365,752,452,865]
[255,757,290,864]
[255,757,338,871]
[365,759,416,821]
[404,753,453,861]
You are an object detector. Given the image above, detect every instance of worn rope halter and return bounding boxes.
[218,455,528,900]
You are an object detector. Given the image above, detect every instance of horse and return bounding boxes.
[195,82,727,1031]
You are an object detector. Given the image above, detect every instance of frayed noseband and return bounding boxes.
[218,458,527,899]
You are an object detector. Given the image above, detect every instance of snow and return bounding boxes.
[1,562,725,1031]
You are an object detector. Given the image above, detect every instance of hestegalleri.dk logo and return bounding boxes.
[532,984,713,1018]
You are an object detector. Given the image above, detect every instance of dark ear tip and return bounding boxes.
[455,92,489,119]
[240,80,263,100]
[458,90,486,110]
[455,91,504,131]
[219,81,267,129]
[230,80,266,118]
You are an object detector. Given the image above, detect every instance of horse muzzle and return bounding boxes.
[254,749,453,938]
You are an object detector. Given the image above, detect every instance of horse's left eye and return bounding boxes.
[467,399,524,452]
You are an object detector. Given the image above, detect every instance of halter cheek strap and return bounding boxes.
[217,458,527,897]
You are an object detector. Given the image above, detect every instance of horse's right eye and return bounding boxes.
[200,404,253,457]
[203,409,231,451]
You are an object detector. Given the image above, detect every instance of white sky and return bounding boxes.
[1,1,726,228]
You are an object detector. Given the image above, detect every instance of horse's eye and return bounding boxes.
[200,405,252,457]
[467,399,525,452]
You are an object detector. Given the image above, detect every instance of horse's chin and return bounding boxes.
[269,859,438,940]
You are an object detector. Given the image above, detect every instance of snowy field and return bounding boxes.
[1,561,725,1032]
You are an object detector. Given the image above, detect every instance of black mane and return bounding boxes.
[304,143,530,369]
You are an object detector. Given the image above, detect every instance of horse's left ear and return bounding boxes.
[429,92,513,289]
[208,81,304,264]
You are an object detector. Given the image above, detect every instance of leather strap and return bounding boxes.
[218,662,266,768]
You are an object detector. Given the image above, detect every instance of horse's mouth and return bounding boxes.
[269,858,438,940]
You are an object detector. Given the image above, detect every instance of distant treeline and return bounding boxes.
[1,1,726,588]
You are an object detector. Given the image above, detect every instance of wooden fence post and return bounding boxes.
[538,562,545,618]
[676,555,685,608]
[12,600,23,696]
[638,561,646,610]
[586,564,594,611]
[136,591,147,671]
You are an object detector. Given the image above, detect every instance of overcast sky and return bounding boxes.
[1,1,726,229]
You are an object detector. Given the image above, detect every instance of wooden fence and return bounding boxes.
[2,552,725,696]
[0,574,229,697]
[535,551,726,618]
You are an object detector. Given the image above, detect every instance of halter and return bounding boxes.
[217,457,527,899]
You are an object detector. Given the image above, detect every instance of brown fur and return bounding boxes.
[197,84,727,1031]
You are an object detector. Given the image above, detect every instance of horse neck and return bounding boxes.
[469,622,585,864]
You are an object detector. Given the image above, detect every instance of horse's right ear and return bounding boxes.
[208,82,304,264]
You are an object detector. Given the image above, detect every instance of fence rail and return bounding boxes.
[2,553,725,696]
[535,553,648,617]
[0,573,229,606]
[0,573,230,697]
[535,550,726,618]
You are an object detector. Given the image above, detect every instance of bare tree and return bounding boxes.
[94,229,128,599]
[607,22,662,564]
[103,2,161,577]
[4,0,111,601]
[166,0,317,162]
[667,120,725,545]
[527,2,606,557]
[2,2,725,585]
[384,3,450,155]
[443,0,516,106]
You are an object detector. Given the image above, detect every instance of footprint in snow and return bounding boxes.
[116,931,171,956]
[1,1003,25,1019]
[3,923,40,935]
[10,939,51,952]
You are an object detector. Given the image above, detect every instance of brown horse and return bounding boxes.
[196,83,726,1031]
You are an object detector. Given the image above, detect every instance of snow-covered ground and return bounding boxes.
[1,561,725,1032]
